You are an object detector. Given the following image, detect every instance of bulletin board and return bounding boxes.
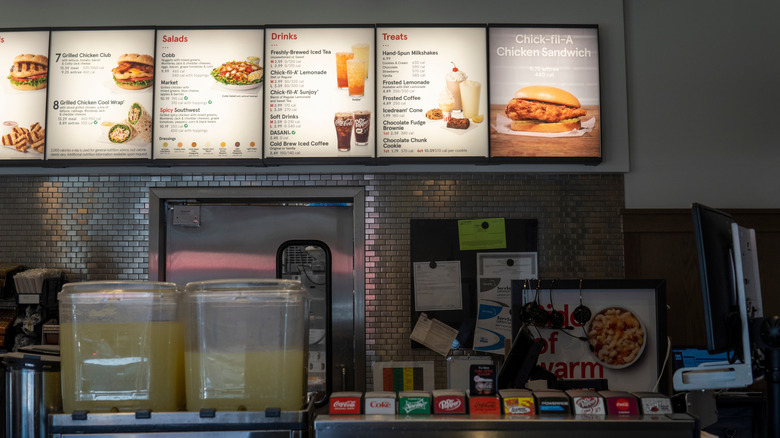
[409,218,538,349]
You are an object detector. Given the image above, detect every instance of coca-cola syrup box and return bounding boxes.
[467,391,501,415]
[330,391,363,414]
[432,389,466,414]
[599,391,639,416]
[398,391,431,415]
[566,390,606,415]
[364,391,397,415]
[499,389,535,415]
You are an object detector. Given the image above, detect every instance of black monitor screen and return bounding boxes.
[692,203,742,357]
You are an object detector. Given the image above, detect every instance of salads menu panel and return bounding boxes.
[0,30,49,160]
[376,26,488,159]
[154,28,264,160]
[46,29,155,160]
[264,27,375,160]
[488,26,601,161]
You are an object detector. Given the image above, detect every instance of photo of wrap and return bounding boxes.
[107,123,136,144]
[127,102,152,142]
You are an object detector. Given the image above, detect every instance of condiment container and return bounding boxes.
[58,281,183,413]
[182,279,309,412]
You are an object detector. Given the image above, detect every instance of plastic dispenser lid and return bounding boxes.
[58,280,178,302]
[183,278,307,301]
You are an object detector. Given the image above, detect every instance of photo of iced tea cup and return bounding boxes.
[352,43,370,78]
[336,52,354,89]
[334,112,354,152]
[347,59,366,96]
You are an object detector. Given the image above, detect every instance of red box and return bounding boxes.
[330,391,363,414]
[432,390,466,414]
[468,392,501,415]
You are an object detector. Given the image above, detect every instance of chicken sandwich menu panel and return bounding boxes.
[264,27,375,161]
[0,29,49,160]
[46,28,155,160]
[376,26,488,160]
[154,27,263,160]
[488,25,601,162]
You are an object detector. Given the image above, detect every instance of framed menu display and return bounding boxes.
[488,25,602,163]
[46,28,155,162]
[376,25,489,162]
[264,26,375,163]
[154,27,264,162]
[0,29,49,161]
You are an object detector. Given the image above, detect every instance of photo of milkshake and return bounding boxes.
[445,63,468,111]
[459,80,481,119]
[438,89,454,121]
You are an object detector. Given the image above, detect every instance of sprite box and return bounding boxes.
[398,391,431,415]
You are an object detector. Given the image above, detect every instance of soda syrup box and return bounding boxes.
[432,389,466,414]
[566,390,606,415]
[330,391,363,414]
[364,391,397,415]
[599,391,640,415]
[632,392,674,415]
[467,391,501,415]
[499,389,535,415]
[534,390,571,416]
[399,391,431,415]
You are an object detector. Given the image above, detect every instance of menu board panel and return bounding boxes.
[264,27,375,161]
[154,27,263,160]
[46,28,155,160]
[488,25,601,162]
[376,26,488,160]
[0,29,49,160]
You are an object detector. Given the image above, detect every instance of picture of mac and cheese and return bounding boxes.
[587,307,645,367]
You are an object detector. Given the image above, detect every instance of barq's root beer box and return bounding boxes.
[330,391,363,414]
[467,391,501,415]
[599,391,639,416]
[566,390,606,415]
[399,391,431,415]
[432,389,466,414]
[632,392,674,415]
[364,391,397,415]
[499,389,535,415]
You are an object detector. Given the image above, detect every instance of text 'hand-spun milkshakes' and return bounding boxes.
[446,62,467,111]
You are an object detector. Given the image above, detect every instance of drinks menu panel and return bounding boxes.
[154,28,264,160]
[488,25,601,162]
[46,28,155,160]
[264,27,375,160]
[376,26,488,160]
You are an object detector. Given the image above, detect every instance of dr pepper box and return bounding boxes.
[364,391,397,415]
[499,389,535,415]
[468,391,501,415]
[330,392,363,414]
[599,390,640,415]
[432,389,466,414]
[632,392,674,414]
[399,391,431,415]
[566,390,606,415]
[534,390,571,415]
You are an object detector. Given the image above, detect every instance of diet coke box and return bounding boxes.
[467,391,501,415]
[632,392,674,415]
[599,391,639,416]
[499,389,536,415]
[432,389,466,414]
[330,391,363,414]
[566,390,606,415]
[364,391,397,415]
[398,391,431,415]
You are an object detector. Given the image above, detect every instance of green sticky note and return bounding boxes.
[458,218,507,251]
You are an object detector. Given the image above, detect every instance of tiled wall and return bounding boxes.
[0,171,625,389]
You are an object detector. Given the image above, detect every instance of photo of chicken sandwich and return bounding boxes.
[111,53,154,90]
[8,54,48,91]
[505,85,587,133]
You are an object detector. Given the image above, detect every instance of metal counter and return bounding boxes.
[314,414,700,438]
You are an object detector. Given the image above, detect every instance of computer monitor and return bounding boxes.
[497,324,554,389]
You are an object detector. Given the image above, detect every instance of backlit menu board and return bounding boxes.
[46,28,155,160]
[0,29,49,160]
[376,26,488,160]
[154,27,264,160]
[264,27,375,161]
[488,25,601,162]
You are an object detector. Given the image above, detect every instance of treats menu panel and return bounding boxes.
[46,28,155,160]
[154,27,264,160]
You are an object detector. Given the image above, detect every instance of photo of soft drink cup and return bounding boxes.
[347,59,366,96]
[353,110,371,145]
[459,80,481,119]
[351,43,370,78]
[334,112,354,152]
[336,52,354,89]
